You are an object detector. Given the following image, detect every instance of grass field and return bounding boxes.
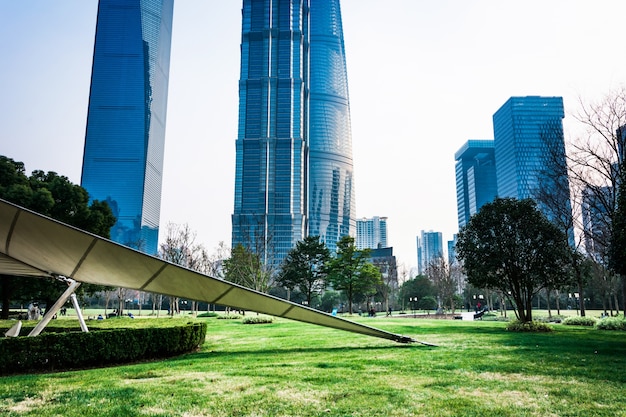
[1,314,625,417]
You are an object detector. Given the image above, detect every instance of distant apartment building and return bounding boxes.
[417,230,443,275]
[455,140,497,229]
[356,216,388,250]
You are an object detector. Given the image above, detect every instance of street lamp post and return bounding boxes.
[409,297,417,318]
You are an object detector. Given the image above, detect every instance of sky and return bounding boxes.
[2,1,626,273]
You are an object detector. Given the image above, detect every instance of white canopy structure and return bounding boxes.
[0,199,417,344]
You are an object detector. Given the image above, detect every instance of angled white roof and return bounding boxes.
[0,199,414,343]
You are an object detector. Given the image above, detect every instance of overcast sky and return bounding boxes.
[2,1,626,272]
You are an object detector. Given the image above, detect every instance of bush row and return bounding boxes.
[562,316,597,326]
[0,322,206,375]
[596,316,626,330]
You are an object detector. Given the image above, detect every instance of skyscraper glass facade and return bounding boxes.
[81,0,174,255]
[307,0,356,253]
[233,0,355,263]
[356,216,387,250]
[417,230,443,275]
[454,140,497,229]
[493,96,573,239]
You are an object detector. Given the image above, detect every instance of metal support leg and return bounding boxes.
[70,293,89,333]
[28,279,82,337]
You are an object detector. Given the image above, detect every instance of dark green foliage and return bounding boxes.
[327,236,381,314]
[456,198,572,323]
[398,275,436,307]
[276,236,330,306]
[0,322,206,375]
[418,295,438,310]
[506,320,553,332]
[562,316,597,326]
[0,156,117,318]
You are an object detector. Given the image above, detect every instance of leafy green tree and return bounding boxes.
[0,156,116,318]
[327,236,382,314]
[398,275,436,310]
[276,236,330,306]
[319,290,343,313]
[456,198,572,323]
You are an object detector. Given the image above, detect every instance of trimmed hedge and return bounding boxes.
[506,320,553,332]
[0,322,206,375]
[596,316,626,331]
[562,316,597,326]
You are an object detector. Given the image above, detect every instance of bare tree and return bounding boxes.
[565,87,626,314]
[159,222,211,316]
[226,215,279,293]
[425,257,458,314]
[372,255,399,312]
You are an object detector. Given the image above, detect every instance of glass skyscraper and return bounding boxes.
[307,0,355,253]
[493,96,573,238]
[81,0,174,255]
[417,230,443,275]
[232,0,355,264]
[454,140,497,229]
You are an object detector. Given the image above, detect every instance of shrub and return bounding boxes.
[562,316,597,326]
[0,322,206,375]
[596,316,626,331]
[217,314,242,320]
[535,315,565,323]
[506,320,553,332]
[242,316,273,324]
[197,312,219,318]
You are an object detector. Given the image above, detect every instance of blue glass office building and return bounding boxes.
[81,0,174,255]
[232,0,356,263]
[307,0,355,253]
[493,96,573,232]
[454,140,497,229]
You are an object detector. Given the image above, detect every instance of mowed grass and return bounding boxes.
[0,315,625,417]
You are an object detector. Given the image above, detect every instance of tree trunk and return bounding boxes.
[577,278,586,317]
[622,274,626,316]
[546,288,552,318]
[555,289,561,316]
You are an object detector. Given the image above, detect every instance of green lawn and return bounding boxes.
[1,315,625,417]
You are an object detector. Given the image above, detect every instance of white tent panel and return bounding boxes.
[0,199,415,344]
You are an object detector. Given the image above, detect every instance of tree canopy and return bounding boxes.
[327,236,381,314]
[0,156,116,318]
[276,236,330,306]
[456,198,572,322]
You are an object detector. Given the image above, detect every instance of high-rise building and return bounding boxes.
[493,96,573,240]
[232,0,355,264]
[454,140,497,229]
[307,0,356,252]
[356,216,388,250]
[582,185,612,262]
[417,230,443,275]
[447,234,457,266]
[81,0,174,255]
